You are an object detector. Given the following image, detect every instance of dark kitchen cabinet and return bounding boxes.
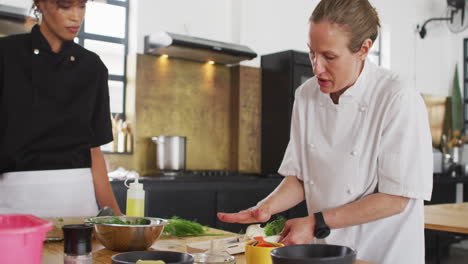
[110,175,309,233]
[145,184,217,227]
[261,50,313,175]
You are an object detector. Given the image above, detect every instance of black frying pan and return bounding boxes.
[270,244,356,264]
[111,251,194,264]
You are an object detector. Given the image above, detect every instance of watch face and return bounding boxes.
[315,228,330,239]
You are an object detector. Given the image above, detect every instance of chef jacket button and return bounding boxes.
[33,49,39,55]
[308,143,315,149]
[351,151,358,156]
[70,56,75,62]
[347,188,353,194]
[359,106,366,112]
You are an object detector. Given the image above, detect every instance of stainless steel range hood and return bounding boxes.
[144,31,257,65]
[0,4,29,35]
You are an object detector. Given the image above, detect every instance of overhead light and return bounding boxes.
[161,54,169,59]
[207,60,215,65]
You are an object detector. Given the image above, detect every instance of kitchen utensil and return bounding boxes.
[151,136,186,173]
[186,235,280,255]
[0,215,53,264]
[62,224,93,264]
[97,206,116,217]
[245,240,284,264]
[192,252,236,264]
[85,216,168,251]
[187,236,246,255]
[111,251,194,264]
[270,244,356,264]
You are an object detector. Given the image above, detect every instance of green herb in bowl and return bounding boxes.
[87,216,150,225]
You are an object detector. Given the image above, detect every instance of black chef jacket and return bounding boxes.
[0,25,113,173]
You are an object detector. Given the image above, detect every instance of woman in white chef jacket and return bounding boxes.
[218,0,433,263]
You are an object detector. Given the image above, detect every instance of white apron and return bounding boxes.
[0,168,99,217]
[279,60,433,264]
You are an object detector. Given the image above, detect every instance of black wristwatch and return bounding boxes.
[314,212,331,239]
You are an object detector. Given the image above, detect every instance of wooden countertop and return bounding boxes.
[42,228,374,264]
[425,202,468,234]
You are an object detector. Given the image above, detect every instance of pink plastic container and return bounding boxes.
[0,215,53,264]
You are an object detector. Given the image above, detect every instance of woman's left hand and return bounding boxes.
[279,215,316,245]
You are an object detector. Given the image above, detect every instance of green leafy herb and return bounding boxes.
[163,216,224,237]
[264,215,287,236]
[88,216,149,225]
[57,218,64,222]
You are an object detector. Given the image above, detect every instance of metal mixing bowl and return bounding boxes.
[85,216,168,251]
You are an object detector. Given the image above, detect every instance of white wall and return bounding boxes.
[133,0,466,96]
[0,0,31,9]
[134,0,233,53]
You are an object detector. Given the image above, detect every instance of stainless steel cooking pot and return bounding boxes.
[151,136,186,172]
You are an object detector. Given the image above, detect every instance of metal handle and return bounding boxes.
[151,137,163,144]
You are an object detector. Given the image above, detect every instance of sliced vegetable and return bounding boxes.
[254,236,265,243]
[249,236,281,247]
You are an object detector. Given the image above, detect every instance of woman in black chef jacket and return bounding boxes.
[0,0,123,217]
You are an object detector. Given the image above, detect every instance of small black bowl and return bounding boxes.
[111,251,194,264]
[270,244,356,264]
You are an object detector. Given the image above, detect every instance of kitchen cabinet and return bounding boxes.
[110,175,308,233]
[261,50,313,175]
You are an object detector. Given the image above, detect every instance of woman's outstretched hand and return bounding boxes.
[217,206,272,224]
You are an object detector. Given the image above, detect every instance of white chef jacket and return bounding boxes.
[278,60,433,264]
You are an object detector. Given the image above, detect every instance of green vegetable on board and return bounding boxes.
[264,215,287,236]
[163,216,224,237]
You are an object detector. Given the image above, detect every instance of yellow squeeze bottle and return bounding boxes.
[126,174,145,217]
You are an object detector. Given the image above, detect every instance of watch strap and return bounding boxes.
[314,212,326,228]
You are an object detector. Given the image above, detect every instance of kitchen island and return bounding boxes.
[42,228,374,264]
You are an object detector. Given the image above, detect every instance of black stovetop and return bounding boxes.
[138,170,281,181]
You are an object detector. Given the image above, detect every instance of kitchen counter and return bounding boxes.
[42,228,374,264]
[425,202,468,234]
